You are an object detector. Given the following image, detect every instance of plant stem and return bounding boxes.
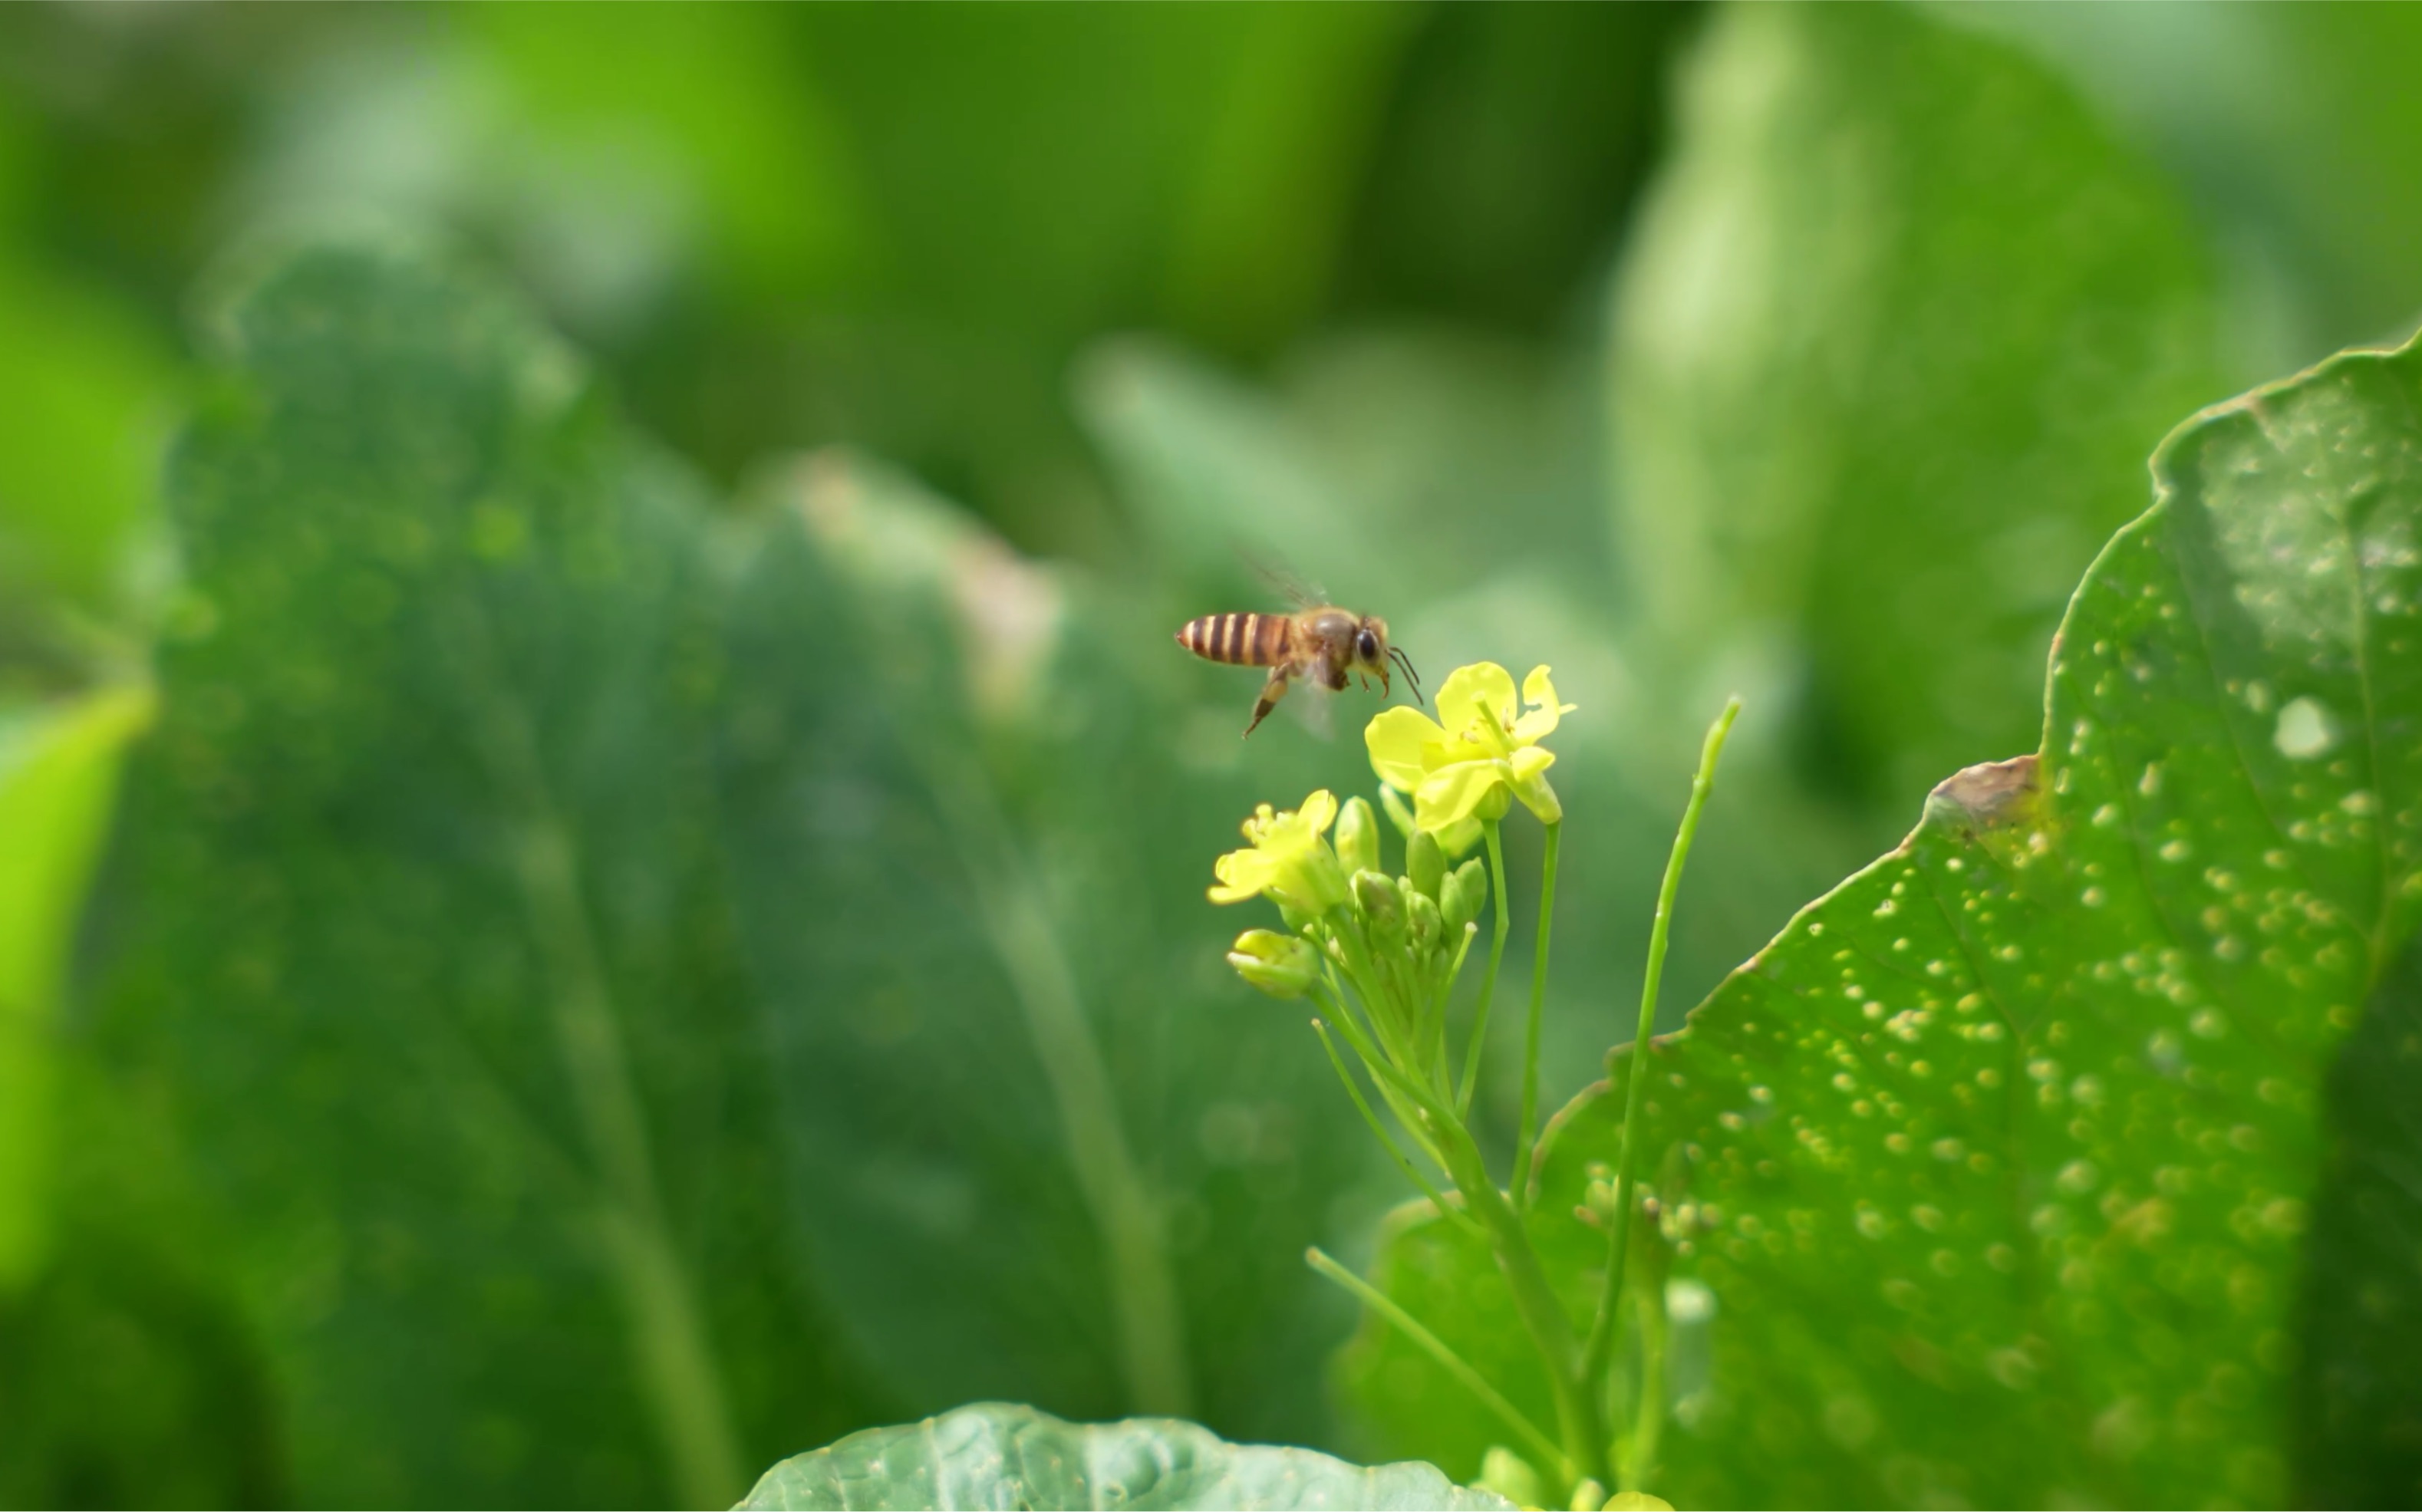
[1583,699,1738,1401]
[1426,1112,1610,1495]
[1306,1248,1570,1482]
[1509,821,1561,1208]
[1311,1019,1483,1243]
[1622,1284,1670,1493]
[1456,819,1511,1118]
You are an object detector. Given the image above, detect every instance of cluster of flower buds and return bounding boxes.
[1209,788,1491,1118]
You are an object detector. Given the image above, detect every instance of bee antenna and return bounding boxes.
[1389,645,1425,707]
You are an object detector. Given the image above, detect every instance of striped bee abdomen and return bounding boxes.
[1178,611,1288,666]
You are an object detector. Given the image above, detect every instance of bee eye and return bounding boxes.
[1357,630,1379,660]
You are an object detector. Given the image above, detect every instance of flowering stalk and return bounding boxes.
[1509,818,1560,1209]
[1209,663,1729,1506]
[1581,697,1738,1487]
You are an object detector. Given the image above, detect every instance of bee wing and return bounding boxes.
[1293,679,1338,741]
[1245,552,1330,611]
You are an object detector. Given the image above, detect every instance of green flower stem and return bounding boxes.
[1428,1110,1610,1496]
[1509,820,1561,1208]
[1622,1284,1670,1493]
[1315,976,1453,1172]
[1311,1019,1483,1244]
[1430,923,1478,1099]
[1306,1247,1571,1482]
[1582,699,1738,1402]
[1455,819,1511,1118]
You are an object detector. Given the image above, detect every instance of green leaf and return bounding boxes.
[0,252,176,611]
[94,233,1394,1502]
[712,451,1379,1443]
[737,1403,1511,1511]
[1347,331,2422,1504]
[95,235,874,1507]
[0,685,151,1293]
[2292,932,2422,1504]
[1609,2,2228,814]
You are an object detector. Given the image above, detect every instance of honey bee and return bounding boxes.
[1176,597,1423,736]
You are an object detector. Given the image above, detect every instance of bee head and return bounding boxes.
[1354,617,1386,668]
[1356,616,1423,707]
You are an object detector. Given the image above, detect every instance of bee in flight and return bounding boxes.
[1176,598,1423,736]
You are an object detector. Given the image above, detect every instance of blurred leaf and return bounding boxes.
[95,236,874,1507]
[1333,3,1691,332]
[2293,934,2422,1506]
[737,1402,1510,1512]
[466,4,866,305]
[0,1138,284,1510]
[1944,3,2422,375]
[713,450,1380,1446]
[0,253,176,615]
[1158,5,1418,355]
[1609,2,2227,816]
[1348,335,2422,1504]
[0,684,150,1293]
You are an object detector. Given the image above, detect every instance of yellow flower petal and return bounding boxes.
[1365,707,1448,792]
[1299,789,1338,835]
[1415,758,1510,831]
[1512,665,1577,742]
[1508,744,1561,824]
[1435,663,1517,738]
[1209,848,1280,903]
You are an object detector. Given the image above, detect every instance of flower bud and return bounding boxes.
[1406,888,1443,954]
[1226,929,1319,999]
[1267,841,1349,916]
[1475,782,1514,823]
[1442,858,1488,934]
[1351,869,1405,941]
[1405,828,1445,902]
[1334,796,1381,876]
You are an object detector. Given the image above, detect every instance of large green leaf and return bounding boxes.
[94,236,875,1507]
[1609,2,2226,816]
[711,451,1379,1444]
[2294,935,2422,1505]
[1944,3,2422,374]
[90,234,1395,1504]
[0,685,151,1293]
[1346,334,2421,1504]
[739,1403,1509,1512]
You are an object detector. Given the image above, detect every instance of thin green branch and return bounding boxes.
[1456,819,1511,1118]
[1510,820,1561,1208]
[1621,1286,1670,1493]
[1312,1019,1484,1244]
[1583,698,1738,1395]
[1306,1247,1572,1484]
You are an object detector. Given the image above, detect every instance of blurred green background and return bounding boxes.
[2,3,2419,1507]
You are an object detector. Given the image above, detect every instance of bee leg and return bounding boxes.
[1244,667,1292,736]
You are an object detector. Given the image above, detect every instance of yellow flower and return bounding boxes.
[1365,663,1575,829]
[1208,789,1349,912]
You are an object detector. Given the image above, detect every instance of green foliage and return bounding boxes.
[738,1403,1509,1512]
[0,687,151,1292]
[1610,3,2227,813]
[1346,334,2422,1504]
[9,7,2422,1508]
[2295,936,2422,1506]
[81,235,1386,1506]
[713,451,1374,1441]
[102,234,840,1507]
